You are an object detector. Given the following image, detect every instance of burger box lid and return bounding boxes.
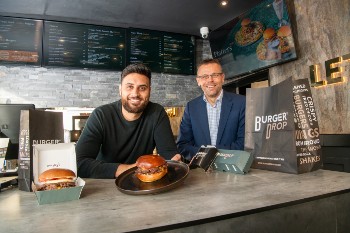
[31,143,85,205]
[212,149,253,175]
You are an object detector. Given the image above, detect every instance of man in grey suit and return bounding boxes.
[177,59,246,161]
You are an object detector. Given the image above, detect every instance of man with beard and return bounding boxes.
[76,63,181,178]
[177,59,246,161]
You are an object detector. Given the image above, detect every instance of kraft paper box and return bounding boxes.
[212,149,253,174]
[31,143,85,205]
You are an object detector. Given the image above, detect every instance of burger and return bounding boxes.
[240,18,252,34]
[135,155,168,182]
[263,28,276,44]
[277,25,294,53]
[37,168,76,191]
[241,18,251,27]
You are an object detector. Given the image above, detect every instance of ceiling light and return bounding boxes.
[220,0,228,6]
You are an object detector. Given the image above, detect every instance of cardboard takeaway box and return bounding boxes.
[31,143,85,205]
[212,149,253,174]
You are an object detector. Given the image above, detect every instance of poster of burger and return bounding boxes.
[209,0,297,79]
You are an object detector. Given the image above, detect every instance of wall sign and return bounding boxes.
[309,53,350,87]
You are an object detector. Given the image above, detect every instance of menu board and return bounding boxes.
[163,34,195,74]
[43,21,126,70]
[127,28,195,75]
[128,29,163,72]
[0,16,42,66]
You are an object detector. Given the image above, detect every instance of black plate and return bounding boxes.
[115,160,189,195]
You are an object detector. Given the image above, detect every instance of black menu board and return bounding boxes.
[128,29,163,73]
[0,16,42,66]
[43,21,126,70]
[163,33,195,74]
[127,28,195,75]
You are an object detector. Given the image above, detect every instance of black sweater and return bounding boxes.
[76,101,178,178]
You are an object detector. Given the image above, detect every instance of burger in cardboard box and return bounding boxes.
[37,168,77,191]
[32,143,85,205]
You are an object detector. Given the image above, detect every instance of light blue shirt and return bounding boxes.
[203,90,223,146]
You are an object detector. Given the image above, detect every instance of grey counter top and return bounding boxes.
[1,168,350,233]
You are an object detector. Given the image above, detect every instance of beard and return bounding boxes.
[121,96,149,114]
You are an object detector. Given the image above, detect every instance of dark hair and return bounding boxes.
[197,58,222,72]
[121,63,152,83]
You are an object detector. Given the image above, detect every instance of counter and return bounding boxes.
[1,168,350,233]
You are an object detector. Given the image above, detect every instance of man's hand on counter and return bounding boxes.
[171,154,182,161]
[115,163,136,177]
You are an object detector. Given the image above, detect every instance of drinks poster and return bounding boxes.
[209,0,297,78]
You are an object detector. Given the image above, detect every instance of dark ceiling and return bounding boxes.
[0,0,263,36]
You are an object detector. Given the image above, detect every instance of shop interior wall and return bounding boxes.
[2,0,349,135]
[0,40,212,109]
[0,39,212,138]
[269,0,350,134]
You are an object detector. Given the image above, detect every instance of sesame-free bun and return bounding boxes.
[135,155,168,182]
[136,154,166,169]
[241,18,251,26]
[277,25,292,37]
[39,168,76,183]
[263,28,276,40]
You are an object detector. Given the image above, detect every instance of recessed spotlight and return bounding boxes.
[220,0,228,6]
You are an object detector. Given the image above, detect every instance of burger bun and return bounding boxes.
[263,28,276,40]
[277,25,292,37]
[39,168,76,183]
[136,154,166,169]
[241,18,251,27]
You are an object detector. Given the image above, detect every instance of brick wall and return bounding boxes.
[0,40,212,108]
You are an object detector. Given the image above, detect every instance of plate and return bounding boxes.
[115,160,189,195]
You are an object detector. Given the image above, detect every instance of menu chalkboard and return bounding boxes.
[127,28,195,75]
[0,16,42,66]
[43,21,126,70]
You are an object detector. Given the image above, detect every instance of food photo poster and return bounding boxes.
[209,0,297,79]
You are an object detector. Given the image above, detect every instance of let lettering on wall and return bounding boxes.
[309,53,350,87]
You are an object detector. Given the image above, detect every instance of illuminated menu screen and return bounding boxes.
[43,21,125,70]
[0,17,42,66]
[128,29,195,75]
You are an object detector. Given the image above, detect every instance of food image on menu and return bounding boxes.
[234,18,264,46]
[256,25,294,61]
[277,25,294,54]
[0,50,39,62]
[256,27,281,61]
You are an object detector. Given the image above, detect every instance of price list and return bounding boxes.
[0,16,42,65]
[43,21,125,70]
[163,34,195,75]
[128,28,195,74]
[128,29,163,73]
